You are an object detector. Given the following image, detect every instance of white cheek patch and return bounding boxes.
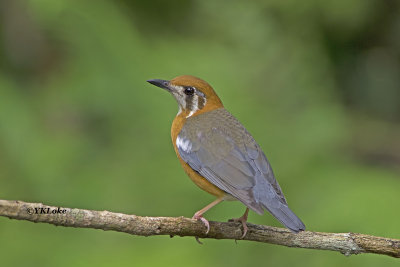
[176,136,192,152]
[186,94,207,118]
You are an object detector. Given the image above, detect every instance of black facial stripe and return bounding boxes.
[198,96,205,109]
[185,94,193,110]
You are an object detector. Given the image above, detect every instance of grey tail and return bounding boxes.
[263,204,306,233]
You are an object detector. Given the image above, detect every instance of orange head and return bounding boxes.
[147,75,224,117]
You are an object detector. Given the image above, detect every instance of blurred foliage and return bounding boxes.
[0,0,399,266]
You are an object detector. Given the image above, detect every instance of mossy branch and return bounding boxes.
[0,199,399,258]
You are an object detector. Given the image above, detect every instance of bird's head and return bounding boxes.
[147,75,224,117]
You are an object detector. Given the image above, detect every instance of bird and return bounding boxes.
[147,75,305,238]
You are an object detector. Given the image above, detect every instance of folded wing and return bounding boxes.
[177,108,305,232]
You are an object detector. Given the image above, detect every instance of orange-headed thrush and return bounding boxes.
[147,75,305,238]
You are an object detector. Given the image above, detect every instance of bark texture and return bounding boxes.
[0,200,399,258]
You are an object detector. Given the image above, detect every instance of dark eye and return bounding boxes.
[184,87,195,96]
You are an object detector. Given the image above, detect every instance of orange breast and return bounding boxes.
[171,111,226,198]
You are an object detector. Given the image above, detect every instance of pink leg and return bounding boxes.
[230,208,249,239]
[192,197,224,234]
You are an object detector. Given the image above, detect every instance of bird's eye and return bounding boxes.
[184,87,195,96]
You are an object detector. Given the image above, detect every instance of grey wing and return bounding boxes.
[176,126,305,232]
[176,126,287,213]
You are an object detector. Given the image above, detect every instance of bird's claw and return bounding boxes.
[229,216,248,239]
[192,214,210,234]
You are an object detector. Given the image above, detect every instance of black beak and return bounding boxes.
[147,79,171,91]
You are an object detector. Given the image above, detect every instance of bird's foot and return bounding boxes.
[229,209,249,239]
[192,212,210,234]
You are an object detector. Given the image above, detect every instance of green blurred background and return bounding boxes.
[0,0,399,266]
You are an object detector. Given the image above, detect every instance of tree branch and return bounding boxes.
[0,200,399,258]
